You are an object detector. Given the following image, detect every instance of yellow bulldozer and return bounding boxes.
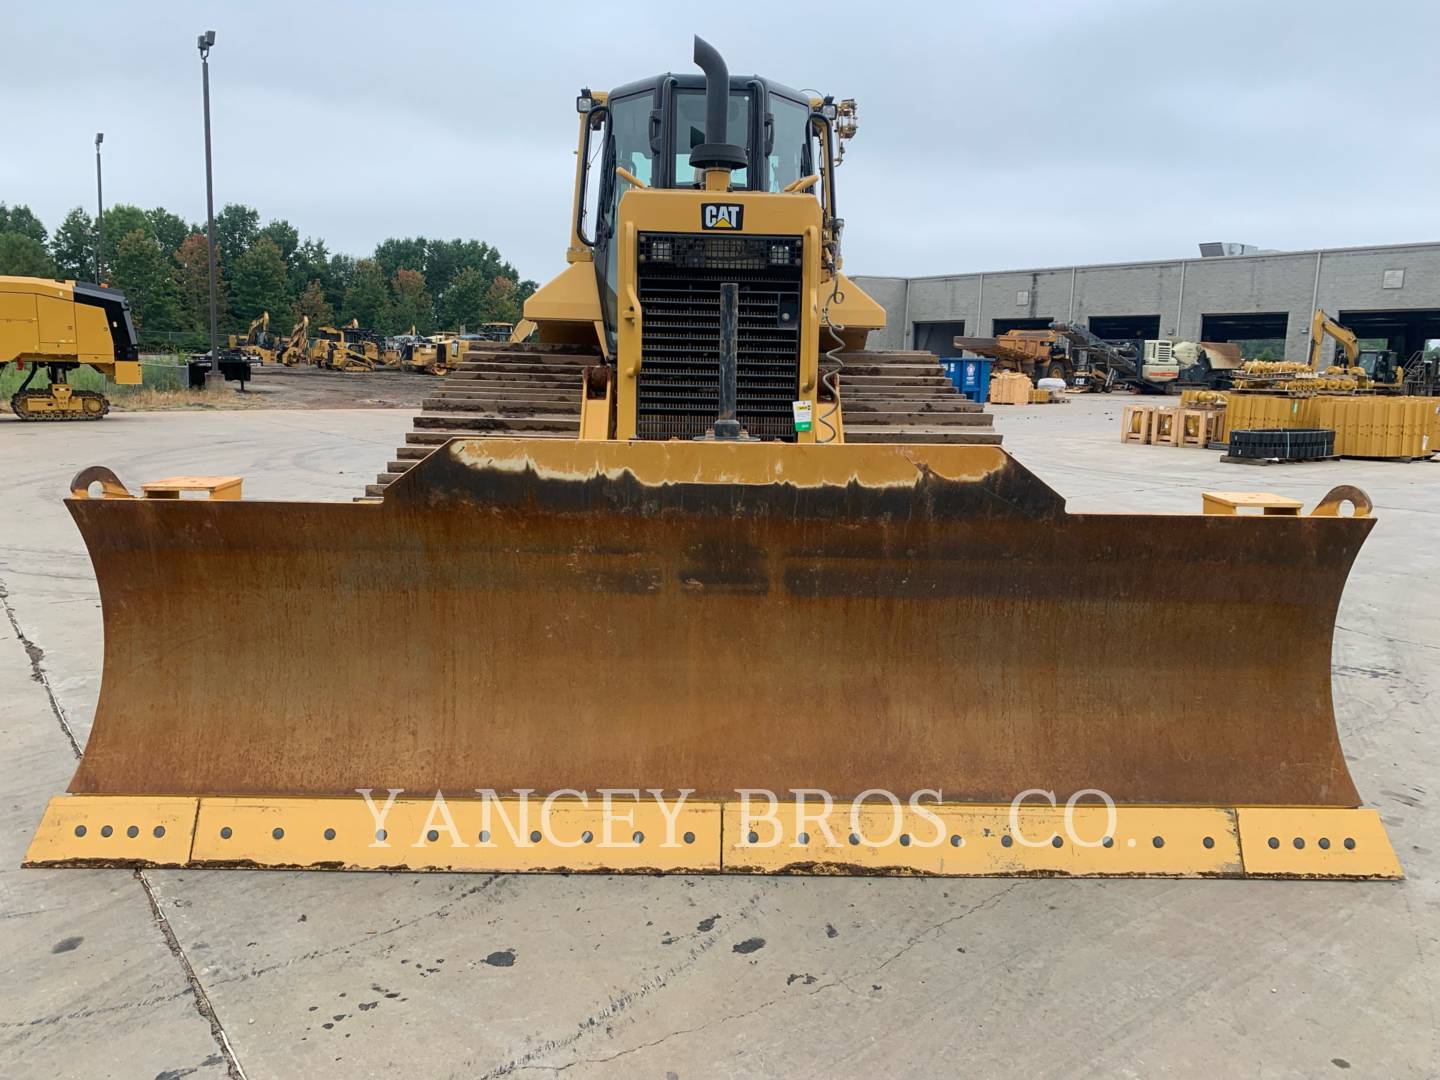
[1,276,141,420]
[25,39,1399,880]
[300,320,388,371]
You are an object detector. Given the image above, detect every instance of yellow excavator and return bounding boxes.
[228,312,278,364]
[275,315,310,366]
[1,276,141,420]
[1310,308,1403,392]
[25,40,1399,880]
[1310,308,1360,371]
[1237,310,1405,393]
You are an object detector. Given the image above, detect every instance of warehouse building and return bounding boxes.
[853,241,1440,365]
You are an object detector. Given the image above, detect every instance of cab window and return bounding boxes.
[673,89,749,189]
[765,96,812,192]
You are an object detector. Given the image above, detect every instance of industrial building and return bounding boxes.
[854,240,1440,365]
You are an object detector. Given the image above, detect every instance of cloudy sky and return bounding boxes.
[5,1,1437,282]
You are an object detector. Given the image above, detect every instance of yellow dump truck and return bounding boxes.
[1,277,141,419]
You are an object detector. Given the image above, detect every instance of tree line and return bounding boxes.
[0,201,537,345]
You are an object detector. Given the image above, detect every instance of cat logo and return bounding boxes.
[701,203,744,230]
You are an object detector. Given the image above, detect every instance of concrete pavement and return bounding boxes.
[1,402,1436,1079]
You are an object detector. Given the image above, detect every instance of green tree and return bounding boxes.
[480,275,521,325]
[295,279,335,328]
[0,203,48,243]
[259,219,300,263]
[323,253,355,317]
[50,208,97,279]
[438,265,486,330]
[389,268,434,334]
[422,238,466,301]
[374,237,428,282]
[172,232,224,335]
[342,258,388,328]
[214,203,260,265]
[230,237,291,327]
[98,203,149,273]
[146,207,193,257]
[0,233,59,277]
[110,228,181,334]
[287,237,328,295]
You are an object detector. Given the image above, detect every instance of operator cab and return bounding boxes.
[575,73,838,349]
[1355,348,1400,384]
[596,73,817,194]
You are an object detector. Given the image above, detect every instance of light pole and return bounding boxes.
[94,133,104,283]
[198,29,219,374]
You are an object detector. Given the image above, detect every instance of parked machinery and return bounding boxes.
[228,312,281,364]
[953,329,1071,382]
[310,320,384,371]
[960,324,1244,394]
[275,315,310,366]
[391,328,450,375]
[1,276,140,420]
[1234,310,1404,394]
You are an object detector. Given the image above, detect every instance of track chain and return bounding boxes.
[10,389,110,421]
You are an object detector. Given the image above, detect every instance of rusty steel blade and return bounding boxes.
[63,439,1369,808]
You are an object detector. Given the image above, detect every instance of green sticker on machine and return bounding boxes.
[792,399,813,432]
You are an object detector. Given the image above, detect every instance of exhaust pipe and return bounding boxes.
[689,35,747,172]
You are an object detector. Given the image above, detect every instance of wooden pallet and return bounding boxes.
[1122,404,1222,447]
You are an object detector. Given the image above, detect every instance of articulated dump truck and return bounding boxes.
[26,40,1400,880]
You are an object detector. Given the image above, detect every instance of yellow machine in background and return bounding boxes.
[228,312,279,364]
[392,327,449,375]
[1310,308,1359,370]
[307,320,384,371]
[275,315,310,366]
[23,38,1401,881]
[1311,308,1404,392]
[1235,310,1404,393]
[0,277,141,420]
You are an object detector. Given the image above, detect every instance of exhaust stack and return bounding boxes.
[689,35,746,180]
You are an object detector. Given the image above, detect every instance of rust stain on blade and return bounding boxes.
[446,437,1014,489]
[62,440,1371,810]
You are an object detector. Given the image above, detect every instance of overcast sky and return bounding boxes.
[5,1,1437,282]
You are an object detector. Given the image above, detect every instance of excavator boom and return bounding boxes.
[1310,308,1360,368]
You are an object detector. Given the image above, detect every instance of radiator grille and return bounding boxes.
[635,233,803,440]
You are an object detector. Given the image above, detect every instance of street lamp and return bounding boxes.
[94,133,104,283]
[198,29,219,376]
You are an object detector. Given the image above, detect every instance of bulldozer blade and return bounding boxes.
[26,440,1401,878]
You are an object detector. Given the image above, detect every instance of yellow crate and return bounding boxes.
[989,372,1033,405]
[1121,403,1154,444]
